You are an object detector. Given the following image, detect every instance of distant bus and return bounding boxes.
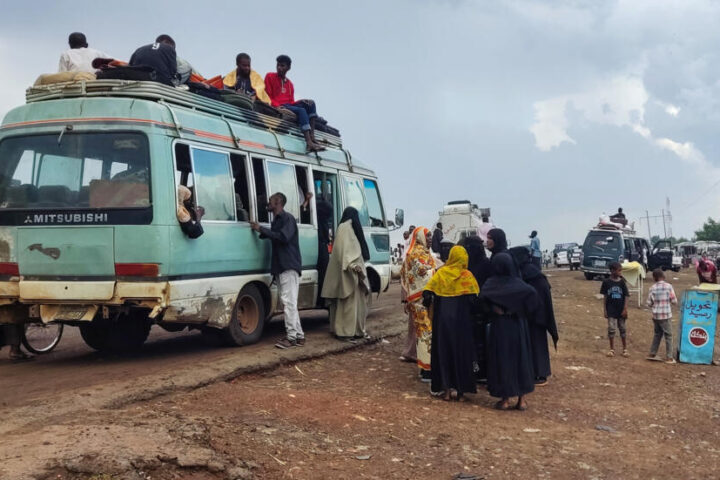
[0,80,399,352]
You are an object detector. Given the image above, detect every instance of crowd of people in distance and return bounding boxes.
[54,32,327,152]
[400,226,558,409]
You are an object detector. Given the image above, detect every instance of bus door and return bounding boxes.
[262,159,317,309]
[312,170,338,247]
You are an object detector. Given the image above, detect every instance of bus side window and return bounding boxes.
[174,144,194,190]
[190,148,235,222]
[362,178,385,227]
[230,154,250,222]
[266,160,300,220]
[295,165,311,225]
[252,157,269,223]
[341,175,370,226]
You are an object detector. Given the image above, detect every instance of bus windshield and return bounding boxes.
[583,231,621,255]
[0,133,150,209]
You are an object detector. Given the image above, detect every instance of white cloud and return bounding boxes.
[654,138,705,166]
[529,97,576,151]
[656,100,681,117]
[530,73,710,173]
[530,73,648,150]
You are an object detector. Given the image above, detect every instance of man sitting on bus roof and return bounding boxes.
[264,55,326,153]
[129,34,179,86]
[58,32,109,73]
[223,53,270,103]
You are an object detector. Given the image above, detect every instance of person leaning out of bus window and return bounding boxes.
[264,55,326,153]
[177,185,204,239]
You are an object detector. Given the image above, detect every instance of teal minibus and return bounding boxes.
[0,80,399,352]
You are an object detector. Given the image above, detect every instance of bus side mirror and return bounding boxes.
[394,208,404,229]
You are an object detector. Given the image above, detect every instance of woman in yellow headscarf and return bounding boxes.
[400,226,437,382]
[423,245,480,401]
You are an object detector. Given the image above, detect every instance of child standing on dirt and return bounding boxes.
[646,268,677,364]
[600,262,630,358]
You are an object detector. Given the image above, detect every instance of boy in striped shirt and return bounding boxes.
[646,269,678,364]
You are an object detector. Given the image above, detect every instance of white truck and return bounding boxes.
[436,201,492,243]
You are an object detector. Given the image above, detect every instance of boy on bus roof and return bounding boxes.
[223,53,271,104]
[264,55,326,153]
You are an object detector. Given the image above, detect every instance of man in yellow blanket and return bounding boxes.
[223,53,270,104]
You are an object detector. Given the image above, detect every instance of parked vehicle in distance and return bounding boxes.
[568,245,582,271]
[553,242,579,269]
[554,250,570,268]
[580,225,652,280]
[648,239,680,272]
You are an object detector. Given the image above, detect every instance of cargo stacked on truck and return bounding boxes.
[436,200,491,244]
[434,200,492,260]
[0,79,397,353]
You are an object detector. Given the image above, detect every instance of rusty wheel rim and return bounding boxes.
[237,295,259,334]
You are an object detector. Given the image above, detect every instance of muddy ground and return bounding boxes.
[2,269,720,480]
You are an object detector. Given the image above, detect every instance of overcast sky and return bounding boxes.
[1,0,719,250]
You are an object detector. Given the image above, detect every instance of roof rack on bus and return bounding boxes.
[24,80,343,150]
[594,223,636,235]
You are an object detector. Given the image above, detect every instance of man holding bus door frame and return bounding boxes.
[250,193,305,349]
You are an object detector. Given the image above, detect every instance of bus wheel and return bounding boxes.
[80,311,151,353]
[584,272,594,280]
[79,322,109,351]
[223,285,266,346]
[107,310,152,352]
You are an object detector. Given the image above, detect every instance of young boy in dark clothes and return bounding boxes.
[600,262,630,357]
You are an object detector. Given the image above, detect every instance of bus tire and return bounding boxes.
[79,322,109,351]
[584,272,594,280]
[80,311,151,353]
[106,311,152,352]
[223,284,265,346]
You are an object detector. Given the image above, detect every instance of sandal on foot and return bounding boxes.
[494,400,511,411]
[606,350,615,357]
[515,401,528,411]
[622,350,630,358]
[9,352,34,363]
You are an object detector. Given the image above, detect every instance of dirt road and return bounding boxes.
[2,270,720,480]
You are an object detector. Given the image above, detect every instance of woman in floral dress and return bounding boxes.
[400,226,437,382]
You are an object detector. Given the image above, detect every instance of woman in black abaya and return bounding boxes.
[509,246,559,386]
[486,228,508,258]
[459,236,493,382]
[483,253,538,411]
[422,246,480,401]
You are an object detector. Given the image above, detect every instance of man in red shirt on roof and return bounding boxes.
[265,55,325,152]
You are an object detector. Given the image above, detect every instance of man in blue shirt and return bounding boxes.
[530,230,542,269]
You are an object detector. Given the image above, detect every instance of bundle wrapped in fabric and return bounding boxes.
[34,71,96,86]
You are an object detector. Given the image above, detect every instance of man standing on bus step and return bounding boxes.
[250,193,304,348]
